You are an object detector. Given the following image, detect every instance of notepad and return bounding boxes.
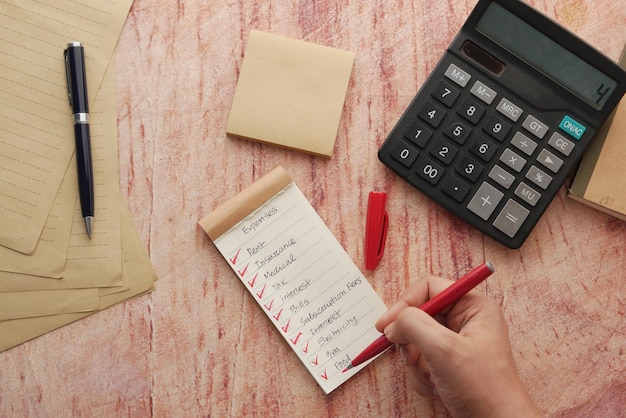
[199,166,387,394]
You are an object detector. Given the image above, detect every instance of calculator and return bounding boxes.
[378,0,626,248]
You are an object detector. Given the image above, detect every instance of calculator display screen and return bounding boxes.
[476,2,616,110]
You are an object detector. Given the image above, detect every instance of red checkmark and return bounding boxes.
[320,368,328,380]
[247,273,258,287]
[312,355,318,366]
[256,284,266,299]
[229,248,241,265]
[281,319,290,333]
[273,308,283,321]
[302,341,309,354]
[290,332,302,345]
[238,263,249,277]
[264,299,274,311]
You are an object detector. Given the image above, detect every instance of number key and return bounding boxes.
[403,121,433,148]
[445,120,472,144]
[416,158,445,185]
[430,138,458,165]
[458,98,485,125]
[456,155,484,183]
[483,114,511,142]
[390,142,419,168]
[469,135,497,162]
[432,80,460,107]
[418,101,447,128]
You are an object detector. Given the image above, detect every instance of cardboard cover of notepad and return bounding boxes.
[569,45,626,221]
[226,31,354,157]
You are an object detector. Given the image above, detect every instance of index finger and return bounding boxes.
[375,275,455,333]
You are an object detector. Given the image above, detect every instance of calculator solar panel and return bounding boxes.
[378,0,626,248]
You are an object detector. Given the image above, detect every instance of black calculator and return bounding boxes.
[378,0,626,248]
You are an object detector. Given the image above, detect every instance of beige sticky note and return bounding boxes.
[226,31,355,157]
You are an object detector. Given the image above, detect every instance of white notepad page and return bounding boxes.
[200,167,387,394]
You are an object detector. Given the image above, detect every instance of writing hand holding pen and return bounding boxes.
[375,274,542,418]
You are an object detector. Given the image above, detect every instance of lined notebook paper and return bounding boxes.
[199,166,387,394]
[0,0,133,254]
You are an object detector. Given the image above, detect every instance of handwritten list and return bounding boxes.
[199,166,387,394]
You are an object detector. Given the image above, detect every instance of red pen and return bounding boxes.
[343,261,494,372]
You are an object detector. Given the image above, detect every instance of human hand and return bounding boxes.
[375,274,542,418]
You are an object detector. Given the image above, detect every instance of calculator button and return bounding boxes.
[514,182,541,206]
[416,158,445,185]
[470,80,497,105]
[431,139,458,165]
[467,182,504,220]
[456,155,484,183]
[522,115,549,139]
[445,120,472,144]
[470,135,498,162]
[432,81,461,107]
[419,101,447,128]
[496,98,523,122]
[404,121,433,148]
[442,176,471,202]
[391,142,419,168]
[559,115,586,140]
[526,165,552,190]
[537,149,563,173]
[548,132,575,156]
[510,131,537,156]
[483,114,511,142]
[493,199,530,238]
[488,165,515,189]
[500,148,526,172]
[458,98,486,125]
[444,63,471,87]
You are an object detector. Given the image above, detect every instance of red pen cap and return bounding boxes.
[365,191,388,270]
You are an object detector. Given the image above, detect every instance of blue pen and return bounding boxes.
[64,41,94,238]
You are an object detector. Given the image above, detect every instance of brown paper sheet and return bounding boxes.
[0,65,123,292]
[0,200,156,353]
[0,163,75,278]
[0,289,100,322]
[0,0,134,254]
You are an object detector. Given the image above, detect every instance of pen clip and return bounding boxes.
[64,47,73,107]
[365,191,388,270]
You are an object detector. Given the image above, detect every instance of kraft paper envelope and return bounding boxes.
[0,200,156,353]
[0,65,123,292]
[0,289,100,322]
[226,30,355,157]
[0,162,75,278]
[0,0,134,254]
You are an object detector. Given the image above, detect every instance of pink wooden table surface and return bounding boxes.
[2,0,625,416]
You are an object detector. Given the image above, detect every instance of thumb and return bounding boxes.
[384,306,459,359]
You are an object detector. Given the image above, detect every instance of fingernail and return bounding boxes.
[398,344,407,362]
[429,375,438,396]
